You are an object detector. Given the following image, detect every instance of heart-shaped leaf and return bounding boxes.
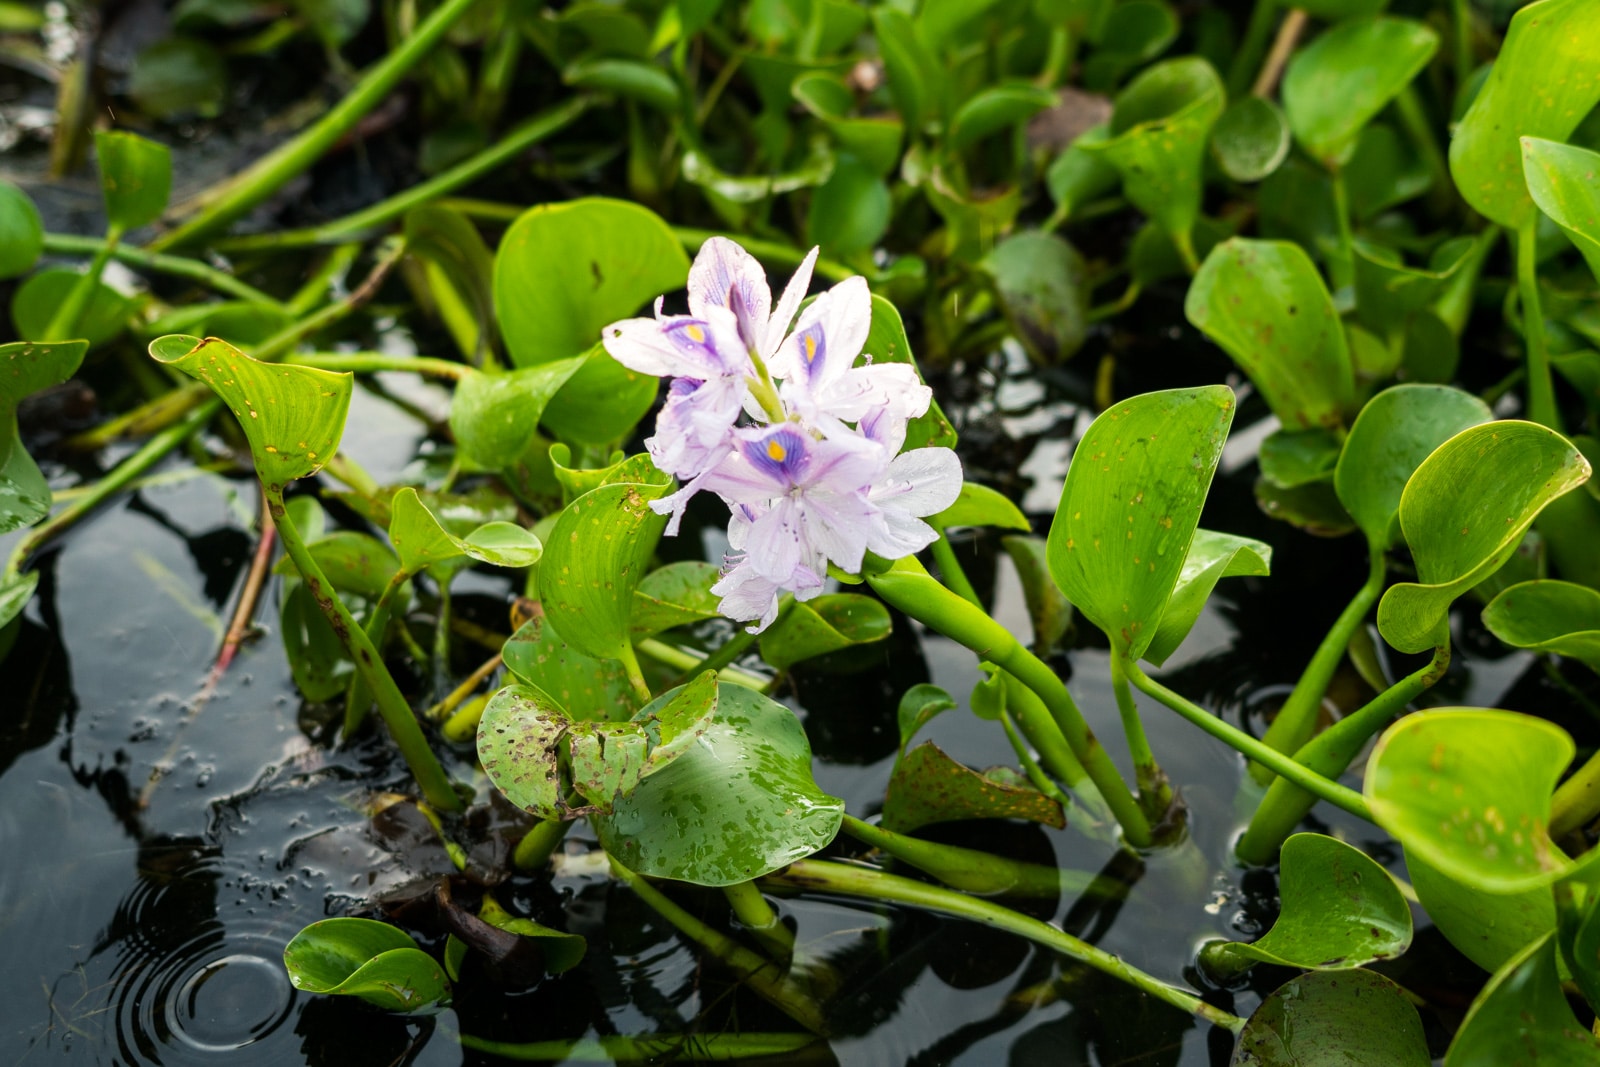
[1366,708,1582,892]
[502,614,634,723]
[1209,95,1290,183]
[95,130,172,233]
[882,741,1065,834]
[1483,580,1600,673]
[1333,384,1493,552]
[981,232,1090,364]
[1186,238,1353,432]
[1376,421,1588,653]
[1444,933,1600,1066]
[449,357,587,470]
[630,561,723,637]
[0,180,43,280]
[150,335,352,487]
[0,340,88,535]
[477,684,570,818]
[1232,969,1429,1067]
[1203,833,1409,975]
[1523,137,1600,285]
[897,683,956,752]
[1281,17,1437,169]
[1046,385,1235,661]
[1144,529,1271,667]
[592,683,844,885]
[283,918,449,1013]
[1448,0,1600,231]
[759,593,892,670]
[388,487,541,574]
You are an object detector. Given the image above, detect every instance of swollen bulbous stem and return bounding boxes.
[867,557,1153,848]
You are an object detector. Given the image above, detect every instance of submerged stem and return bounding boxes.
[1111,654,1173,823]
[722,880,796,961]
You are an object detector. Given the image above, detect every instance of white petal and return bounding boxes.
[764,246,820,361]
[743,500,806,582]
[875,448,964,517]
[688,237,772,351]
[866,509,939,559]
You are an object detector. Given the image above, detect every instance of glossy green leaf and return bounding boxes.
[0,340,88,536]
[1186,238,1353,432]
[1346,122,1433,221]
[494,197,687,369]
[1047,385,1235,660]
[1523,137,1600,285]
[1376,422,1588,653]
[882,741,1065,834]
[872,8,938,132]
[1409,849,1556,973]
[1204,833,1409,974]
[1258,429,1341,490]
[1129,215,1233,288]
[791,72,853,119]
[502,614,634,723]
[1046,123,1119,220]
[1367,708,1581,892]
[283,918,449,1012]
[129,37,227,120]
[1556,861,1600,1009]
[1001,534,1072,656]
[563,57,680,112]
[1351,238,1472,342]
[94,130,172,234]
[150,301,294,346]
[681,142,835,203]
[1082,0,1178,90]
[947,83,1056,153]
[476,896,586,976]
[897,684,956,752]
[0,180,43,280]
[12,269,133,346]
[630,561,722,637]
[981,232,1089,364]
[918,0,1002,51]
[405,204,496,362]
[1209,95,1290,183]
[1333,384,1493,552]
[541,346,660,448]
[1448,0,1600,230]
[150,335,351,486]
[387,487,540,574]
[759,593,891,670]
[1145,529,1271,667]
[936,483,1029,531]
[1281,17,1437,169]
[1444,933,1600,1066]
[547,446,661,505]
[272,531,398,599]
[1253,475,1356,536]
[1484,580,1600,672]
[806,156,891,257]
[1083,57,1224,260]
[1232,969,1429,1067]
[828,117,904,177]
[862,294,957,450]
[538,477,670,662]
[593,683,844,885]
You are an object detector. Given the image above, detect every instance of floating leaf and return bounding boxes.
[981,232,1089,364]
[1448,0,1600,231]
[1444,933,1600,1066]
[0,340,88,535]
[1483,580,1600,673]
[861,294,956,450]
[1186,238,1353,432]
[593,683,844,885]
[1367,708,1581,892]
[1046,385,1235,661]
[1203,834,1409,974]
[1333,384,1492,552]
[1145,529,1270,667]
[1523,137,1600,285]
[12,269,133,345]
[1281,17,1438,169]
[630,561,723,636]
[1232,969,1429,1067]
[1001,535,1072,656]
[1209,95,1290,183]
[283,918,449,1013]
[150,335,351,486]
[388,487,541,574]
[936,482,1029,531]
[1376,421,1588,653]
[450,357,587,470]
[759,593,891,671]
[882,741,1065,834]
[94,130,172,234]
[502,614,634,723]
[897,683,956,752]
[0,180,43,280]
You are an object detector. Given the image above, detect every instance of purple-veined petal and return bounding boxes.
[795,488,879,574]
[768,276,871,387]
[765,246,820,360]
[645,375,747,479]
[742,498,808,583]
[688,237,773,353]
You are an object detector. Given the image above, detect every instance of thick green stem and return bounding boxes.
[343,567,411,737]
[41,233,286,308]
[999,709,1073,808]
[208,97,591,253]
[929,531,981,607]
[1002,672,1090,790]
[152,0,489,249]
[288,351,470,379]
[1236,644,1449,865]
[635,638,769,690]
[42,227,120,341]
[616,641,654,707]
[1552,748,1600,838]
[1328,166,1355,292]
[840,814,1092,897]
[456,1031,825,1061]
[1253,550,1386,783]
[1111,654,1172,821]
[683,621,763,681]
[722,880,796,960]
[512,818,571,871]
[1123,662,1372,822]
[1226,0,1282,99]
[764,860,1243,1032]
[868,557,1151,848]
[608,858,828,1034]
[1518,221,1559,430]
[265,485,461,811]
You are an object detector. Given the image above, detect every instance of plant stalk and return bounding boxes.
[1111,653,1172,822]
[1551,748,1600,839]
[455,1032,826,1061]
[722,880,796,960]
[636,638,769,690]
[512,817,572,871]
[42,226,120,342]
[41,233,287,308]
[1517,221,1558,429]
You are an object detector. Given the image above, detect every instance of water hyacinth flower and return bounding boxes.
[600,237,963,631]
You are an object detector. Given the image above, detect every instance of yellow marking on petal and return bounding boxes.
[685,324,706,343]
[804,335,818,362]
[766,439,788,462]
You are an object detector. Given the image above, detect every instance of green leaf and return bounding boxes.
[946,82,1056,153]
[1185,238,1354,432]
[537,478,670,662]
[1483,580,1600,673]
[1129,215,1233,289]
[1081,0,1178,90]
[563,57,680,112]
[502,614,635,723]
[1523,137,1600,285]
[1346,122,1434,221]
[280,582,351,702]
[150,334,351,486]
[791,72,854,119]
[405,204,496,362]
[1046,123,1120,220]
[759,593,891,670]
[1376,421,1588,653]
[94,130,172,234]
[272,531,398,599]
[477,896,587,976]
[897,683,956,752]
[806,155,891,257]
[0,570,40,633]
[630,561,722,636]
[542,346,660,448]
[449,359,586,471]
[1367,708,1582,892]
[0,340,88,535]
[0,180,43,280]
[592,683,844,885]
[862,294,957,450]
[981,232,1089,364]
[1046,385,1236,660]
[1232,970,1429,1067]
[1258,429,1341,490]
[1203,833,1409,974]
[388,487,540,574]
[936,483,1030,531]
[1281,17,1438,169]
[1001,534,1072,655]
[494,197,687,368]
[1255,475,1356,536]
[1556,861,1600,1009]
[1444,933,1600,1066]
[881,741,1065,834]
[1081,57,1224,260]
[283,918,449,1012]
[548,445,662,505]
[1448,0,1600,231]
[872,8,938,132]
[1145,529,1271,667]
[129,37,227,120]
[1333,383,1493,552]
[1351,237,1473,342]
[1409,848,1556,973]
[1209,95,1290,183]
[477,683,570,817]
[12,268,133,345]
